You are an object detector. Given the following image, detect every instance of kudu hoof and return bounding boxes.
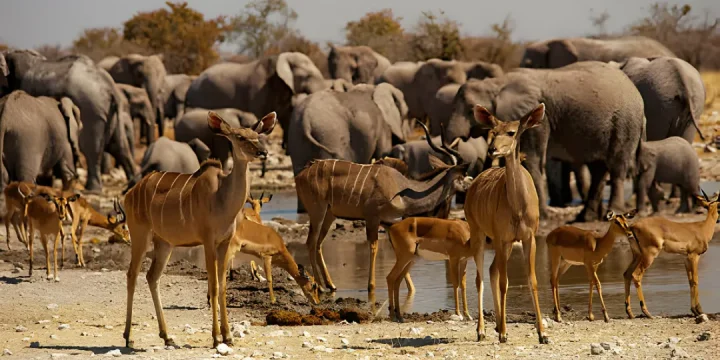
[476,333,486,342]
[539,335,550,344]
[499,334,508,343]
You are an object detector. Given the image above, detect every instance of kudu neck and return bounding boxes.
[503,152,530,217]
[214,150,252,225]
[401,169,457,215]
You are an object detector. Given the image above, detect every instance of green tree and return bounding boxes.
[228,0,298,58]
[409,10,463,61]
[122,1,228,74]
[344,9,405,60]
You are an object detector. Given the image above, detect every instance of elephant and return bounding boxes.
[174,108,258,170]
[116,83,154,144]
[446,62,645,221]
[520,35,676,69]
[185,52,326,148]
[324,78,353,92]
[97,56,119,72]
[161,74,197,124]
[328,45,391,85]
[387,133,487,180]
[124,136,210,191]
[0,50,137,192]
[288,83,410,212]
[105,54,167,140]
[635,136,700,215]
[0,90,82,190]
[377,59,503,135]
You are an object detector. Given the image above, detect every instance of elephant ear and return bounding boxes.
[373,83,408,142]
[547,40,578,68]
[276,53,295,94]
[356,50,378,83]
[0,53,7,77]
[494,75,543,122]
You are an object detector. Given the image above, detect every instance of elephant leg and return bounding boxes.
[101,153,114,175]
[106,123,138,182]
[572,164,590,201]
[575,162,608,222]
[525,155,549,218]
[676,186,692,214]
[648,182,663,213]
[669,185,681,200]
[80,119,106,192]
[607,162,628,215]
[635,171,652,215]
[546,159,565,207]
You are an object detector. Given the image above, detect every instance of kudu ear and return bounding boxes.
[207,111,232,135]
[473,105,498,129]
[428,154,448,170]
[520,103,545,130]
[254,111,277,135]
[67,194,80,202]
[605,210,615,221]
[625,209,638,219]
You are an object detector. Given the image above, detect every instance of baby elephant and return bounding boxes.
[636,136,700,214]
[125,136,210,191]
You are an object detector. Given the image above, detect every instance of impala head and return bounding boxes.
[37,193,80,221]
[247,192,273,213]
[207,110,277,162]
[107,198,130,243]
[696,189,720,223]
[297,264,320,305]
[605,209,636,239]
[473,103,545,159]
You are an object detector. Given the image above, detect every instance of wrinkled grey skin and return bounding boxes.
[174,108,258,170]
[377,59,503,135]
[0,50,136,192]
[388,135,487,179]
[612,57,705,143]
[328,45,391,85]
[161,74,196,124]
[105,54,167,140]
[0,91,82,190]
[124,136,210,191]
[446,62,645,221]
[520,35,676,69]
[116,83,154,141]
[324,78,353,92]
[636,137,700,214]
[288,83,410,212]
[429,83,462,138]
[186,52,326,148]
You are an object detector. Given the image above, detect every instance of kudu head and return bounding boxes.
[296,263,320,305]
[473,103,545,159]
[605,209,637,239]
[696,188,720,223]
[207,110,277,162]
[107,197,130,243]
[417,121,473,192]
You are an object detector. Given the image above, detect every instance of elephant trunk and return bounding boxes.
[144,76,165,139]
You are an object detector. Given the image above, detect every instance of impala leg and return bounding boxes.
[386,257,407,321]
[59,229,65,270]
[623,253,641,319]
[217,239,238,346]
[472,228,486,341]
[685,253,703,316]
[459,258,472,321]
[4,213,12,251]
[366,220,380,293]
[592,265,609,322]
[28,223,34,277]
[633,250,657,319]
[42,234,51,280]
[316,211,337,291]
[264,256,275,304]
[394,260,415,322]
[69,213,82,266]
[404,273,415,295]
[584,263,595,322]
[549,250,562,322]
[203,241,221,348]
[147,238,176,347]
[77,217,90,267]
[448,257,461,318]
[124,229,151,348]
[53,231,61,281]
[524,236,547,344]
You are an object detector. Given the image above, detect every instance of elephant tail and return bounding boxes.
[678,68,706,141]
[300,112,341,159]
[0,95,8,185]
[633,116,646,178]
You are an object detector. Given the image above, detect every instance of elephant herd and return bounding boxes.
[0,34,707,223]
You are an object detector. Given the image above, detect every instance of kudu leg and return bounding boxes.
[472,229,487,341]
[685,254,703,316]
[5,215,12,251]
[147,238,176,347]
[493,243,511,343]
[315,211,337,291]
[124,230,151,348]
[366,220,380,293]
[524,236,548,344]
[217,239,238,345]
[203,242,222,348]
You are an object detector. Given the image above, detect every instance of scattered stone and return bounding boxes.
[696,314,709,324]
[272,352,285,359]
[611,348,623,355]
[50,354,66,359]
[52,315,60,320]
[3,349,11,356]
[105,349,122,357]
[449,314,463,321]
[426,320,434,324]
[14,326,27,333]
[268,330,288,337]
[302,331,311,337]
[80,332,89,337]
[36,320,49,324]
[21,338,30,342]
[104,325,114,330]
[47,304,58,310]
[317,336,327,343]
[11,268,20,274]
[426,351,435,358]
[302,342,312,348]
[58,324,70,330]
[671,347,689,358]
[312,345,327,352]
[697,331,712,341]
[341,338,349,346]
[600,342,612,350]
[251,350,263,357]
[216,343,233,356]
[183,324,195,335]
[410,327,423,335]
[49,335,58,340]
[231,322,250,338]
[590,343,604,355]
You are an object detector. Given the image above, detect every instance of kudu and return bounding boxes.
[295,124,472,293]
[464,103,548,344]
[122,110,277,349]
[547,210,636,323]
[624,189,719,319]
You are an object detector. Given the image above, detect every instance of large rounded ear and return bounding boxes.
[373,83,408,141]
[207,111,232,135]
[356,49,379,82]
[473,105,498,129]
[520,103,545,130]
[605,210,615,221]
[428,153,449,169]
[547,39,579,68]
[253,111,277,135]
[276,53,295,94]
[494,75,543,121]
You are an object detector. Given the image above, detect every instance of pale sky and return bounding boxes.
[1,0,718,52]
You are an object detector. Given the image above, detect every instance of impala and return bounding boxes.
[3,181,35,250]
[66,196,129,267]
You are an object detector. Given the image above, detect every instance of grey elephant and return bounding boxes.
[161,74,197,124]
[185,52,326,148]
[0,50,136,191]
[0,91,82,190]
[377,59,503,135]
[328,45,391,85]
[288,83,410,212]
[104,54,167,140]
[116,84,154,142]
[174,107,258,170]
[446,62,645,221]
[635,136,700,214]
[324,78,353,92]
[520,35,675,69]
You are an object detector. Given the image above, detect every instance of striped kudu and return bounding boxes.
[122,110,277,349]
[295,127,472,294]
[464,103,549,344]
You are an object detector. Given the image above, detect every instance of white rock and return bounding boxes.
[251,350,263,358]
[21,338,30,342]
[317,336,327,343]
[426,351,435,357]
[449,314,463,321]
[411,327,423,335]
[600,342,612,350]
[611,348,622,355]
[302,342,312,348]
[697,331,712,341]
[671,347,689,358]
[49,335,58,339]
[3,349,11,356]
[311,345,327,352]
[590,343,604,355]
[271,352,285,359]
[58,324,70,330]
[183,324,195,334]
[696,314,709,323]
[668,337,680,344]
[302,331,311,337]
[14,326,27,332]
[47,304,58,310]
[265,341,274,346]
[216,343,233,356]
[36,320,49,324]
[50,354,67,359]
[341,338,349,346]
[268,330,287,337]
[105,349,122,357]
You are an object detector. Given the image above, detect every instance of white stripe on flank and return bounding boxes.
[144,173,159,221]
[355,165,374,206]
[341,162,353,202]
[330,160,337,205]
[348,164,367,204]
[149,172,167,230]
[160,173,182,232]
[187,177,196,223]
[177,175,192,224]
